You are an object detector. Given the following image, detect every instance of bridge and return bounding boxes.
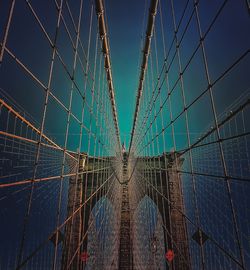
[0,0,249,269]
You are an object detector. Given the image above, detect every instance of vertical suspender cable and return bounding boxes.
[129,0,159,154]
[95,0,121,151]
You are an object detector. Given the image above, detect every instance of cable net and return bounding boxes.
[129,0,250,269]
[0,0,122,269]
[0,0,250,270]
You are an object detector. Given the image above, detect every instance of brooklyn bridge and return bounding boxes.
[0,0,249,269]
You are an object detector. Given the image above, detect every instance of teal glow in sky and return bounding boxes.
[0,0,249,153]
[105,0,146,148]
[104,0,250,151]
